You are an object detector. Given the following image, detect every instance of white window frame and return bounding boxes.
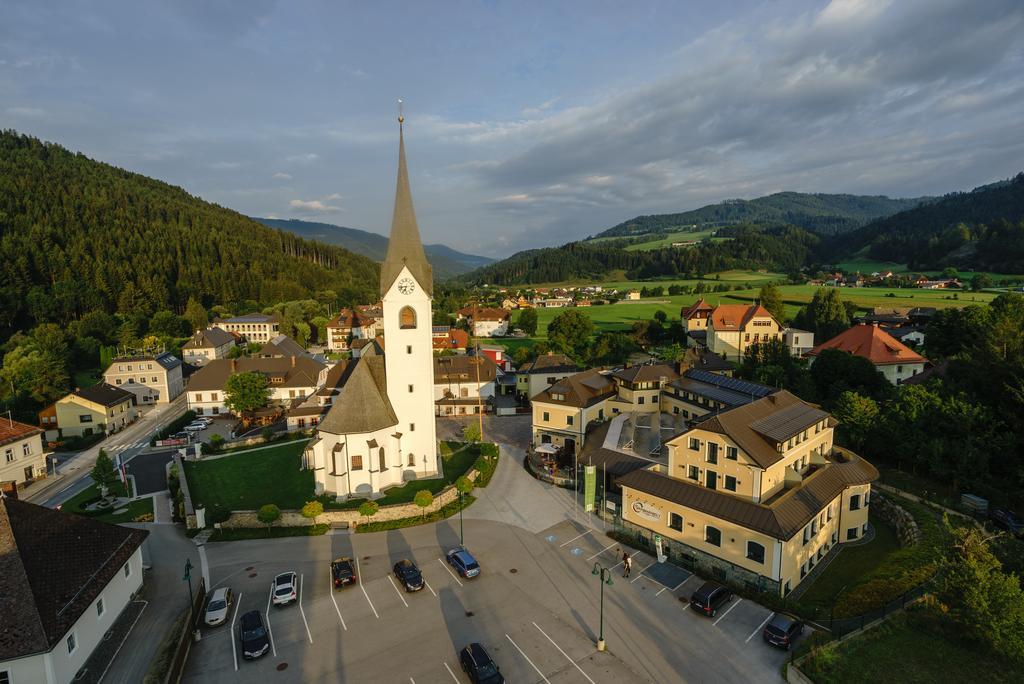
[123,561,131,578]
[67,632,77,655]
[96,597,105,618]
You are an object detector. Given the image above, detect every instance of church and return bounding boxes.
[305,115,440,500]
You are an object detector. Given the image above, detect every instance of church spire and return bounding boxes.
[380,102,433,297]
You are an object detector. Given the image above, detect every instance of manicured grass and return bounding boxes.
[356,494,476,533]
[799,608,1023,684]
[184,440,314,512]
[209,524,329,541]
[797,515,900,611]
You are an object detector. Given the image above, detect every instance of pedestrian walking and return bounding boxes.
[623,552,632,578]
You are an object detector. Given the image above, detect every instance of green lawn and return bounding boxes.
[63,480,155,524]
[727,283,997,313]
[799,608,1022,683]
[184,440,314,511]
[797,515,900,611]
[621,229,729,251]
[833,256,1022,283]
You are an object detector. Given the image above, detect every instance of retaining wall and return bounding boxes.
[871,493,921,547]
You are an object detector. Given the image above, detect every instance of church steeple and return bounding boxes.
[380,106,433,297]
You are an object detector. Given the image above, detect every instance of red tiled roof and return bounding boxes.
[806,323,927,366]
[710,304,774,332]
[0,419,42,448]
[432,329,469,350]
[681,298,714,318]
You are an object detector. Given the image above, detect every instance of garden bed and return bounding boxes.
[209,524,329,541]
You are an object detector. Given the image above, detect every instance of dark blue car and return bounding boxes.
[446,547,481,578]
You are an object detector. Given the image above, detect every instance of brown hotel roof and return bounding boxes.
[618,448,877,540]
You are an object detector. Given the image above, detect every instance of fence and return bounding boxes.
[796,582,931,640]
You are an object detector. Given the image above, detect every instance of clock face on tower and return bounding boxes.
[397,277,416,295]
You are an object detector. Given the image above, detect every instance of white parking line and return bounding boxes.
[630,561,657,583]
[713,598,742,626]
[298,574,313,644]
[230,592,242,671]
[328,569,348,630]
[265,583,277,657]
[437,558,464,587]
[746,612,775,643]
[443,662,460,682]
[387,575,410,607]
[586,542,616,561]
[355,557,380,618]
[532,621,595,684]
[655,577,689,596]
[506,634,551,683]
[425,580,437,597]
[559,530,592,547]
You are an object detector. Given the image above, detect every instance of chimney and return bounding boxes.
[767,394,777,404]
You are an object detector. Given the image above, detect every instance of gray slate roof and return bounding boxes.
[380,123,433,297]
[183,327,235,349]
[317,356,398,435]
[72,382,135,407]
[259,334,307,358]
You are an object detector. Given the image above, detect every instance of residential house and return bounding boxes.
[55,385,137,438]
[325,311,354,351]
[457,307,511,337]
[681,347,736,377]
[433,355,499,416]
[1,420,46,490]
[212,312,280,343]
[805,322,927,384]
[187,356,328,416]
[605,363,680,416]
[618,391,876,596]
[516,353,582,400]
[625,290,641,300]
[707,304,782,363]
[285,361,352,430]
[536,297,572,308]
[103,351,184,405]
[432,327,469,353]
[681,298,715,348]
[782,328,815,357]
[257,334,308,358]
[500,298,518,310]
[181,327,236,365]
[37,405,58,443]
[532,369,617,454]
[916,278,961,290]
[0,497,147,684]
[478,344,512,371]
[889,326,926,347]
[661,369,777,423]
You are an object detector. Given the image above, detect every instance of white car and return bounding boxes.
[184,423,206,432]
[194,416,213,426]
[204,587,233,626]
[272,571,298,606]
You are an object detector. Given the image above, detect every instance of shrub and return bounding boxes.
[208,433,225,451]
[257,503,281,532]
[413,490,434,518]
[357,495,475,533]
[358,500,379,524]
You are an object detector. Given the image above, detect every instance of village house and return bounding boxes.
[706,304,782,362]
[284,362,352,431]
[187,356,328,416]
[0,419,46,491]
[433,354,500,416]
[212,312,280,343]
[0,497,147,684]
[782,328,815,357]
[54,384,137,438]
[618,391,876,596]
[805,322,927,384]
[431,326,469,353]
[531,369,617,454]
[625,290,641,300]
[516,352,582,400]
[456,307,511,337]
[257,333,308,358]
[102,351,184,405]
[681,298,715,348]
[181,327,236,365]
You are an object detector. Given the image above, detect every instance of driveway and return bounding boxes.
[436,414,532,450]
[125,449,176,496]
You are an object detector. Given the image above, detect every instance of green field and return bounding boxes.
[833,256,1021,282]
[727,284,997,314]
[622,229,729,251]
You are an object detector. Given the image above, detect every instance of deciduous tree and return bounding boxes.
[223,371,270,414]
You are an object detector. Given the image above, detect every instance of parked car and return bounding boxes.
[331,557,357,588]
[204,587,232,626]
[762,612,804,650]
[184,423,206,432]
[238,610,270,660]
[446,547,481,579]
[192,416,213,426]
[393,559,425,592]
[171,431,190,440]
[272,571,298,606]
[990,508,1024,536]
[459,643,505,684]
[689,581,733,617]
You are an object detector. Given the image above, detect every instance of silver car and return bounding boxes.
[204,587,232,626]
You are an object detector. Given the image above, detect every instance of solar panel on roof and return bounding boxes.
[749,403,828,442]
[685,369,774,397]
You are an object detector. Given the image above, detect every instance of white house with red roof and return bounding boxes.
[707,304,782,362]
[805,322,927,384]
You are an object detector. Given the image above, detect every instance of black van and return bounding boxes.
[689,581,733,617]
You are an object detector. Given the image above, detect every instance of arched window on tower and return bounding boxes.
[399,306,417,330]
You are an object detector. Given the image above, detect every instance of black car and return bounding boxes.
[689,581,733,617]
[393,559,425,592]
[990,508,1024,536]
[331,557,357,588]
[238,610,270,660]
[763,612,804,650]
[460,643,505,684]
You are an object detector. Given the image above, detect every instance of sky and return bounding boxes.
[2,0,1023,257]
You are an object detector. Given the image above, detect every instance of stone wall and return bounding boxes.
[871,493,921,547]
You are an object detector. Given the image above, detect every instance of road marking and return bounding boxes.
[713,598,742,626]
[437,558,464,587]
[425,580,437,597]
[681,603,689,611]
[265,583,277,657]
[443,662,460,682]
[230,592,242,671]
[410,678,415,684]
[328,569,348,630]
[506,634,551,683]
[559,530,591,547]
[656,576,689,597]
[532,621,595,684]
[630,561,657,583]
[387,575,410,607]
[586,542,616,561]
[298,574,313,644]
[355,557,380,618]
[746,612,775,643]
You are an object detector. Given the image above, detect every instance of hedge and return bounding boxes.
[356,495,475,533]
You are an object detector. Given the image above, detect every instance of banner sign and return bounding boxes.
[583,465,597,512]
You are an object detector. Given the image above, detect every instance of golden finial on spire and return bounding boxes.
[397,98,404,125]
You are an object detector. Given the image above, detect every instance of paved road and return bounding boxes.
[126,449,177,496]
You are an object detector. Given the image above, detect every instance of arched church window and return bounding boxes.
[379,447,387,472]
[408,453,416,466]
[400,306,417,329]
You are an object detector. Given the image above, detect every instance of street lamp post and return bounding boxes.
[183,558,194,608]
[459,488,464,545]
[591,562,614,651]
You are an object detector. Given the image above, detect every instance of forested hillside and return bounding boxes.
[0,131,379,340]
[459,225,818,285]
[596,192,925,238]
[255,217,493,279]
[826,174,1024,271]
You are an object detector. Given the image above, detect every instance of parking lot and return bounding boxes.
[184,513,793,683]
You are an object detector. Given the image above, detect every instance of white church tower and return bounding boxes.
[379,111,438,476]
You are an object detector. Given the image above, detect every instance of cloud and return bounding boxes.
[289,198,341,213]
[210,161,241,170]
[285,152,319,163]
[272,171,292,180]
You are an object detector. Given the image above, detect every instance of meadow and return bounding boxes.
[587,227,728,251]
[833,256,1021,282]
